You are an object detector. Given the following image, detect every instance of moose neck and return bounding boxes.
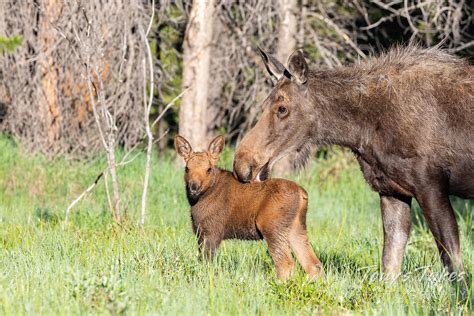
[307,69,373,152]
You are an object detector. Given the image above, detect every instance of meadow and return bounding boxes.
[0,135,472,314]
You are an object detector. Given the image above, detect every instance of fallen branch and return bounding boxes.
[64,171,104,224]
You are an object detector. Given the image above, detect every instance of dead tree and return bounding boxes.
[179,0,216,151]
[0,1,148,158]
[60,1,149,223]
[139,2,155,227]
[38,0,63,149]
[273,0,298,175]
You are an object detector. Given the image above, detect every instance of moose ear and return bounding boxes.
[208,135,225,161]
[174,135,193,160]
[257,46,292,82]
[287,49,308,85]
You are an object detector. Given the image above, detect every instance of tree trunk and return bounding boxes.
[277,0,298,62]
[273,0,298,175]
[39,0,63,151]
[153,28,167,158]
[179,0,215,151]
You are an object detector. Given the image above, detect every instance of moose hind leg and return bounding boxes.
[289,226,324,278]
[260,229,295,281]
[380,195,412,278]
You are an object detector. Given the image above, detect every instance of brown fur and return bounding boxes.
[234,45,473,291]
[175,135,323,280]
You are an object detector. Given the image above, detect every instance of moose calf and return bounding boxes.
[175,135,323,280]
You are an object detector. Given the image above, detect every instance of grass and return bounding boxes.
[0,135,472,314]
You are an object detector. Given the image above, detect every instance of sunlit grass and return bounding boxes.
[0,135,472,314]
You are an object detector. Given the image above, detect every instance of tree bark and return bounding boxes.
[39,0,63,150]
[179,0,215,151]
[277,0,298,63]
[274,0,298,175]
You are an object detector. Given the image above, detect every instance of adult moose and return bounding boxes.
[233,45,473,284]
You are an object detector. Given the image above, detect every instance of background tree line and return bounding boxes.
[1,0,472,161]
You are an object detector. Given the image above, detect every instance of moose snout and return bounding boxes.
[188,180,202,195]
[233,153,256,183]
[188,181,202,194]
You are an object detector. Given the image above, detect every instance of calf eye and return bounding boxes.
[207,167,212,174]
[185,167,189,173]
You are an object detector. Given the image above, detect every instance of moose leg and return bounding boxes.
[196,227,222,260]
[200,238,221,260]
[266,237,295,281]
[416,187,467,298]
[416,188,464,274]
[289,226,324,279]
[380,194,412,278]
[258,223,294,280]
[289,195,323,278]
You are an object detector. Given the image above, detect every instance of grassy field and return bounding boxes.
[0,135,472,314]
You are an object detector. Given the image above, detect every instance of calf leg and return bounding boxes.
[195,226,222,260]
[288,196,323,278]
[289,225,324,279]
[199,237,221,260]
[257,222,295,281]
[266,237,294,281]
[380,194,412,278]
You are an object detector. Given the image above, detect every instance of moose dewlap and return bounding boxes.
[175,135,323,280]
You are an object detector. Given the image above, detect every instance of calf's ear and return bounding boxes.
[208,135,225,161]
[257,46,292,82]
[174,135,193,160]
[287,49,308,85]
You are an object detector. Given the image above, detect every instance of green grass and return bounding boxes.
[0,135,472,314]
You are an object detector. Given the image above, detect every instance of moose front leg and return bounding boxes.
[195,225,222,261]
[416,188,464,274]
[380,194,412,278]
[198,236,221,260]
[416,187,467,298]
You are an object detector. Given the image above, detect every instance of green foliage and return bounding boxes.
[0,35,22,53]
[151,5,186,138]
[303,44,322,63]
[158,24,183,105]
[157,5,186,102]
[0,136,472,314]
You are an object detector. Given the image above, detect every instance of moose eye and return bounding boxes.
[277,106,288,117]
[185,167,189,173]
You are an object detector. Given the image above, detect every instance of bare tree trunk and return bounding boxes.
[277,0,298,62]
[86,65,122,223]
[107,132,122,222]
[153,30,167,158]
[140,17,155,228]
[179,0,215,151]
[39,0,63,151]
[156,104,167,158]
[273,0,298,175]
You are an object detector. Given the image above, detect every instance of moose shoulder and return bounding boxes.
[233,45,473,286]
